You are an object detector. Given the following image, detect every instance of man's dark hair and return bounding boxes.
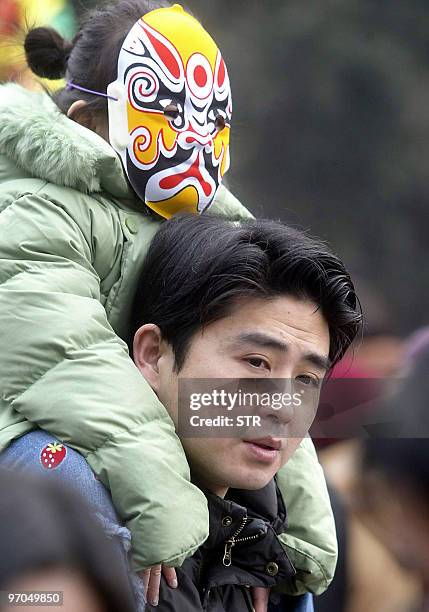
[131,214,362,370]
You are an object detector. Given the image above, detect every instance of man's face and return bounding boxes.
[136,295,330,496]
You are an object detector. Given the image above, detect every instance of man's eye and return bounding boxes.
[164,103,179,120]
[296,374,320,388]
[245,357,269,370]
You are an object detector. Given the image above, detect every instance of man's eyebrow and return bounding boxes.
[303,352,331,372]
[235,332,289,352]
[232,332,331,371]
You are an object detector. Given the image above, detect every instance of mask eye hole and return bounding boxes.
[215,114,226,131]
[164,103,179,120]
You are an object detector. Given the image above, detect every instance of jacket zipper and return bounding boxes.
[222,516,261,567]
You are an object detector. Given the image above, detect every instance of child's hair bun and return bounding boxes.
[24,27,73,80]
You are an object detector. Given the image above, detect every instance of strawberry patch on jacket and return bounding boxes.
[40,442,67,469]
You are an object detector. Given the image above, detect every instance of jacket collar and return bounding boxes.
[0,83,133,200]
[197,479,295,589]
[203,479,288,552]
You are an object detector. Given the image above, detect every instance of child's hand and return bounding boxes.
[140,568,269,609]
[251,586,270,612]
[140,565,178,606]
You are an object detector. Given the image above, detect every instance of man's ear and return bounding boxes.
[133,324,163,392]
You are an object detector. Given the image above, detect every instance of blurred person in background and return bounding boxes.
[361,342,429,611]
[313,296,421,612]
[314,330,429,612]
[0,468,136,612]
[0,0,75,84]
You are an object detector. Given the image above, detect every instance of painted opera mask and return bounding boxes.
[108,4,232,218]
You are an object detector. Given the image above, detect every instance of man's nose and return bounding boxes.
[259,395,295,431]
[240,379,297,439]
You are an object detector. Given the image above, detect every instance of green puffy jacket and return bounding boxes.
[0,83,336,595]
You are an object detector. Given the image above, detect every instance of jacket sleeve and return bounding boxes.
[210,184,255,220]
[276,438,338,595]
[0,189,209,569]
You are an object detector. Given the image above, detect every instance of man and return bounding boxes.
[130,213,361,610]
[1,214,360,611]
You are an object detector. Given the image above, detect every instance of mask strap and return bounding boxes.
[66,80,118,101]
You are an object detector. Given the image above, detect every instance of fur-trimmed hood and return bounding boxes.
[0,83,132,199]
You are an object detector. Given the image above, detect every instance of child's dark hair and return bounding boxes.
[131,214,362,370]
[24,0,171,118]
[0,469,136,612]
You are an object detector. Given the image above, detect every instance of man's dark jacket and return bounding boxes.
[146,478,298,611]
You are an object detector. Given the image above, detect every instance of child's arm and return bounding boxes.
[276,438,338,595]
[0,188,209,570]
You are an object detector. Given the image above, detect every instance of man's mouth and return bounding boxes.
[244,437,282,450]
[242,437,283,463]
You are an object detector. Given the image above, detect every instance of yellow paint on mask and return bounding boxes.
[146,186,199,218]
[143,4,218,70]
[213,125,230,177]
[127,105,178,166]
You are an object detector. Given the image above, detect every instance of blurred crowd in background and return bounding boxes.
[1,1,429,611]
